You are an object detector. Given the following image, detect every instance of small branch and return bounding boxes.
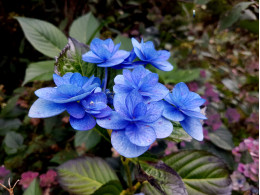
[0,178,20,195]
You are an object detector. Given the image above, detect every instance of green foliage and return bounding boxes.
[0,119,21,136]
[69,12,100,44]
[57,157,119,195]
[4,131,24,154]
[166,123,192,143]
[92,180,123,195]
[50,150,78,165]
[164,150,232,195]
[22,61,55,85]
[239,20,259,34]
[114,35,133,51]
[208,128,234,151]
[23,179,42,195]
[74,128,101,151]
[16,17,67,58]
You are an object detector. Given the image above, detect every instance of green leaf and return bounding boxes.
[23,179,42,195]
[16,17,67,58]
[4,131,24,150]
[22,60,55,85]
[139,161,188,195]
[57,157,118,195]
[0,119,22,136]
[114,35,133,51]
[194,0,211,5]
[69,12,100,44]
[239,20,259,34]
[0,95,20,117]
[164,150,232,195]
[219,2,254,31]
[209,128,234,151]
[74,128,101,150]
[167,123,192,143]
[50,150,78,165]
[92,180,123,195]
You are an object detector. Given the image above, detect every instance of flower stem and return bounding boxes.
[103,67,108,92]
[121,156,133,191]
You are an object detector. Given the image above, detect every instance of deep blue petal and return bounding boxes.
[139,73,158,89]
[82,51,104,63]
[96,111,129,130]
[57,84,82,96]
[148,117,173,138]
[131,66,150,86]
[125,90,144,117]
[180,116,203,141]
[83,92,107,105]
[82,83,99,93]
[150,60,173,71]
[70,73,85,87]
[162,101,185,121]
[90,38,111,60]
[140,83,169,102]
[142,101,164,123]
[113,94,131,120]
[113,84,133,94]
[92,106,112,118]
[70,113,96,131]
[125,123,156,146]
[66,102,85,119]
[111,130,150,158]
[111,50,130,60]
[29,99,66,118]
[142,41,158,60]
[133,102,147,119]
[53,73,73,86]
[97,58,125,67]
[123,69,136,88]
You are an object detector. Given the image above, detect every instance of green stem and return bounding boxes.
[121,156,133,191]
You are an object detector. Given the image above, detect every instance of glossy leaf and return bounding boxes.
[16,17,67,58]
[92,180,123,195]
[22,61,54,85]
[164,150,232,195]
[23,179,42,195]
[114,35,133,51]
[57,157,118,195]
[166,123,192,143]
[69,12,100,44]
[74,128,101,151]
[208,128,234,151]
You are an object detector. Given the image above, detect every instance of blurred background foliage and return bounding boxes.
[0,0,258,194]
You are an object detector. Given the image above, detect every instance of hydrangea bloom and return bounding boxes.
[113,66,169,102]
[113,49,144,69]
[82,38,130,67]
[19,171,39,189]
[28,72,110,130]
[97,90,173,158]
[162,82,207,141]
[39,170,57,188]
[131,38,173,71]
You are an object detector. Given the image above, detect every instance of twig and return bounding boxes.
[0,178,20,195]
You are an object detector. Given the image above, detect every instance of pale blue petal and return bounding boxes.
[92,106,112,118]
[180,117,203,141]
[57,84,82,96]
[111,50,130,60]
[181,109,207,120]
[96,111,129,130]
[97,58,124,67]
[114,75,126,85]
[125,90,143,116]
[132,66,150,86]
[112,43,121,56]
[182,98,206,109]
[139,73,158,89]
[131,38,141,49]
[104,38,114,52]
[133,102,147,119]
[113,94,131,120]
[66,102,85,119]
[111,130,150,158]
[142,101,164,123]
[151,60,173,71]
[156,50,170,61]
[125,124,156,146]
[149,117,173,138]
[70,73,84,87]
[172,82,190,104]
[113,84,133,94]
[162,101,185,121]
[142,41,158,60]
[29,99,66,118]
[70,113,96,131]
[82,51,104,63]
[90,38,111,60]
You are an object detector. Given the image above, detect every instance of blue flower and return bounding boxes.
[162,82,207,141]
[131,38,173,71]
[28,72,107,131]
[97,90,173,158]
[113,66,169,102]
[82,38,130,67]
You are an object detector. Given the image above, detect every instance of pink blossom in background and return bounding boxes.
[200,70,206,78]
[187,82,198,92]
[225,108,240,123]
[111,147,120,158]
[0,166,10,183]
[149,141,158,150]
[165,142,178,155]
[230,171,250,191]
[202,83,220,105]
[204,113,222,131]
[203,128,210,140]
[39,170,57,188]
[19,171,39,188]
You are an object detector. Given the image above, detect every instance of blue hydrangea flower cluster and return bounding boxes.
[29,37,207,158]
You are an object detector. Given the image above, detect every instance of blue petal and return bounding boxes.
[112,43,121,56]
[92,106,112,118]
[84,92,107,105]
[142,101,164,123]
[114,75,126,85]
[53,73,73,86]
[96,111,129,130]
[131,38,141,49]
[97,58,125,67]
[133,102,147,119]
[113,94,131,120]
[90,38,111,60]
[125,124,156,146]
[111,130,150,158]
[182,98,206,109]
[104,38,114,52]
[66,102,85,119]
[141,83,169,102]
[70,73,85,87]
[123,69,136,88]
[125,90,144,116]
[156,50,170,61]
[132,66,150,86]
[70,113,96,131]
[151,60,173,71]
[139,73,158,89]
[180,117,203,141]
[111,50,130,60]
[82,51,104,63]
[142,41,158,60]
[171,82,190,104]
[181,109,207,120]
[29,99,66,118]
[82,83,99,93]
[162,101,185,121]
[149,117,173,138]
[57,84,82,96]
[113,84,133,94]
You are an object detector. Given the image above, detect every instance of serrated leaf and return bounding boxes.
[74,128,101,150]
[4,131,24,149]
[139,161,188,195]
[92,180,123,195]
[219,2,254,31]
[0,95,20,117]
[22,61,54,85]
[167,124,192,143]
[57,157,118,195]
[16,17,67,58]
[69,12,100,44]
[23,179,42,195]
[209,128,234,151]
[164,150,232,195]
[50,150,78,165]
[0,119,22,136]
[114,35,133,51]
